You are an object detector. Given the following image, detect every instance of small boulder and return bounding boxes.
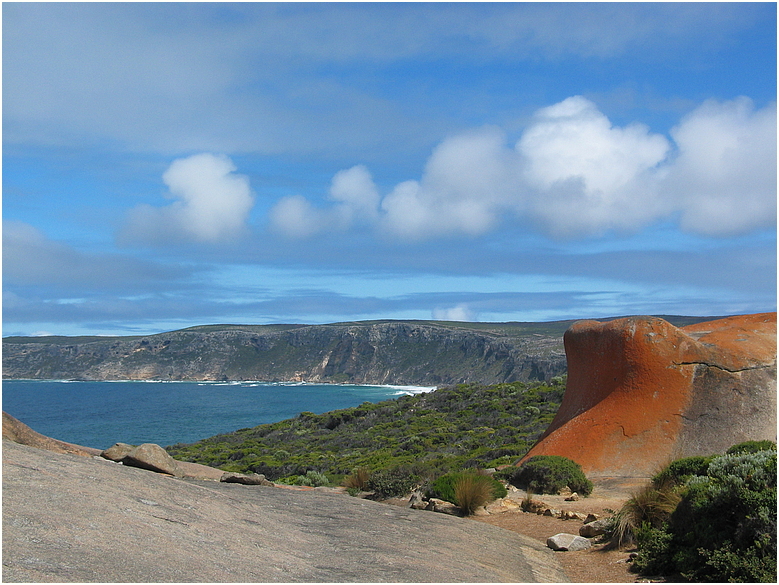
[558,486,573,497]
[543,508,561,517]
[425,498,460,516]
[547,533,592,552]
[101,443,135,462]
[579,518,610,537]
[564,492,579,501]
[584,513,600,523]
[521,498,547,514]
[121,443,182,477]
[220,472,273,486]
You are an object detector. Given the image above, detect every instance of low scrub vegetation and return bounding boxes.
[617,440,777,582]
[509,454,593,496]
[167,379,565,484]
[426,471,508,515]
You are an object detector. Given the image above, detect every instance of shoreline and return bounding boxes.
[3,378,438,392]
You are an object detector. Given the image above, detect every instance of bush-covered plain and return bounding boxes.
[167,379,565,482]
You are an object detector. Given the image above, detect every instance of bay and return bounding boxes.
[1,380,434,450]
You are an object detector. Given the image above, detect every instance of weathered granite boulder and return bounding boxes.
[220,471,273,486]
[579,518,610,537]
[425,498,460,515]
[101,443,135,462]
[564,492,579,501]
[547,533,592,551]
[121,443,183,477]
[520,313,777,477]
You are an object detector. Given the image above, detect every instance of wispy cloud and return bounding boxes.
[3,220,188,290]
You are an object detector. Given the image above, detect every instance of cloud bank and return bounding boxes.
[270,96,776,240]
[121,153,254,244]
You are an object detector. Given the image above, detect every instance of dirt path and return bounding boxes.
[3,440,568,583]
[472,481,649,583]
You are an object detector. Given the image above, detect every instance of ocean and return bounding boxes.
[1,380,434,450]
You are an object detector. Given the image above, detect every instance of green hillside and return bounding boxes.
[167,377,567,483]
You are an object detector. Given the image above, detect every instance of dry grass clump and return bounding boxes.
[454,474,495,516]
[611,484,681,547]
[342,467,370,490]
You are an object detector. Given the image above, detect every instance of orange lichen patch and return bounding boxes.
[681,312,777,369]
[520,313,777,478]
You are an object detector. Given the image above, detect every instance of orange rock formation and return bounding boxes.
[521,313,777,477]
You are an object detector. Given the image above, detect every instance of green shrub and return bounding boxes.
[633,448,777,582]
[510,455,592,496]
[651,455,714,489]
[367,466,421,499]
[427,471,507,509]
[726,439,777,456]
[294,470,330,487]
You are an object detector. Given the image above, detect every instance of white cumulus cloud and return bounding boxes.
[518,95,671,237]
[122,153,254,244]
[270,164,381,237]
[268,96,776,241]
[662,97,777,236]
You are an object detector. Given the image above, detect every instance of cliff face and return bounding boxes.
[520,313,777,477]
[2,321,567,386]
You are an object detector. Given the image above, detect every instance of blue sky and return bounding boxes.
[3,2,777,337]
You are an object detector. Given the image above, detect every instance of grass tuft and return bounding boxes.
[454,474,495,516]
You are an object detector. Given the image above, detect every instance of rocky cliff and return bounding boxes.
[2,320,570,386]
[520,313,777,477]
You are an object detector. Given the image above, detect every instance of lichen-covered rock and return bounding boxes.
[520,313,776,477]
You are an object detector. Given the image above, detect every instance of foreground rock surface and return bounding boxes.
[3,440,567,583]
[2,412,101,458]
[522,313,777,476]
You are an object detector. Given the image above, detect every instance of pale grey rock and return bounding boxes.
[547,533,592,551]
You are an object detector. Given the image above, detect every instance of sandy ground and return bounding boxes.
[472,479,653,583]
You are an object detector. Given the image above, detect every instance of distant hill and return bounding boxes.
[2,316,722,386]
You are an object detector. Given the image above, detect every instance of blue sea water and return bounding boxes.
[1,380,434,450]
